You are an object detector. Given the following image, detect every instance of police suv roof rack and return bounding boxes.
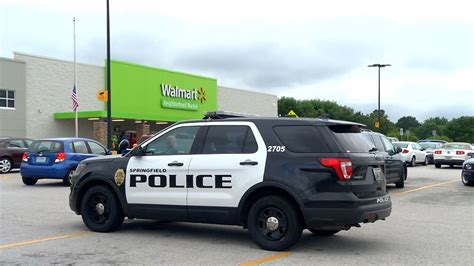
[203,111,258,120]
[317,114,330,120]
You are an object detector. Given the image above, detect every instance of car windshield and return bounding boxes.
[29,140,64,154]
[419,143,438,149]
[442,143,471,150]
[393,142,409,148]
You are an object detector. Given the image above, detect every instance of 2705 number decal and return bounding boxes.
[267,146,286,152]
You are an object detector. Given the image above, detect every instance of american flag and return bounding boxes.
[71,85,79,111]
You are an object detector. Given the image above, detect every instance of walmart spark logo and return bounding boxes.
[198,87,207,103]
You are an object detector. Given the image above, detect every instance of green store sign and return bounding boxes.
[108,60,217,122]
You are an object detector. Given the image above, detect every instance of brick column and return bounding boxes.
[93,122,107,146]
[136,123,150,141]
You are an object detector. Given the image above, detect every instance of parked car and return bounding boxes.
[392,141,428,167]
[0,137,34,173]
[433,142,474,168]
[387,137,399,143]
[363,132,407,188]
[419,142,443,164]
[461,156,474,186]
[20,138,109,186]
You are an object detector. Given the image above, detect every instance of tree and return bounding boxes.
[416,117,449,140]
[445,116,474,142]
[396,116,420,131]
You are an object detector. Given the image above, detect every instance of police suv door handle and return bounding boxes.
[240,160,258,166]
[168,161,184,167]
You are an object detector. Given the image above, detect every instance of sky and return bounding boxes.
[1,0,473,122]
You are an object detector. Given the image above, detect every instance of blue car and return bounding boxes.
[20,138,109,186]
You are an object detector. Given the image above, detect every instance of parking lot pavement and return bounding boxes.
[1,165,472,265]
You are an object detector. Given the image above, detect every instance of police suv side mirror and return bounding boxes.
[132,145,145,157]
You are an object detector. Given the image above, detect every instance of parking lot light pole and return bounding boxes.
[368,64,391,131]
[106,0,112,150]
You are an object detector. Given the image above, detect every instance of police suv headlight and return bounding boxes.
[75,163,87,176]
[465,164,472,170]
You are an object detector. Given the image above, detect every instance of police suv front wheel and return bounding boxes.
[80,186,124,232]
[247,196,302,251]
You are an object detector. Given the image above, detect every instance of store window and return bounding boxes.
[0,89,15,109]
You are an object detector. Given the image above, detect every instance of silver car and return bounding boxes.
[433,142,474,168]
[392,141,428,167]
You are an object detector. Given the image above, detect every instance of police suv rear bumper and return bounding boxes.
[302,193,392,228]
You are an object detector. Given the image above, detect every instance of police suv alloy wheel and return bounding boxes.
[0,158,12,173]
[248,196,302,251]
[80,186,124,232]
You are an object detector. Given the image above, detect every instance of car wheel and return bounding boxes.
[423,156,428,166]
[248,195,302,251]
[410,157,416,167]
[22,176,37,185]
[80,186,124,232]
[462,175,474,186]
[0,157,12,173]
[395,170,405,188]
[63,169,75,186]
[435,163,441,168]
[308,229,340,236]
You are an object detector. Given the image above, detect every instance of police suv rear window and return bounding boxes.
[202,125,258,154]
[29,140,64,154]
[273,126,330,153]
[329,125,373,153]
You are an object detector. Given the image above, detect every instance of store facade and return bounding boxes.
[0,52,277,147]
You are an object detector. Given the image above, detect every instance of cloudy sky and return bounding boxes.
[1,0,472,121]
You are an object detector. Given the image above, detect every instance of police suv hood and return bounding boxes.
[82,154,124,164]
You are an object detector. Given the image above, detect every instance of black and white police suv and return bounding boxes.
[69,112,392,251]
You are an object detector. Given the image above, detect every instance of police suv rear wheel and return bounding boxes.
[248,196,302,251]
[80,186,124,232]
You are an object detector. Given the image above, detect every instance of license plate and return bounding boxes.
[36,157,46,163]
[373,168,383,182]
[376,195,390,204]
[445,156,452,160]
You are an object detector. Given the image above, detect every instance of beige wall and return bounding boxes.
[218,86,277,117]
[14,52,104,139]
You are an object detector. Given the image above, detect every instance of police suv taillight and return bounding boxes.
[22,152,29,162]
[54,152,66,163]
[319,158,353,181]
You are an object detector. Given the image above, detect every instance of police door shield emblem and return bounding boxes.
[115,169,125,186]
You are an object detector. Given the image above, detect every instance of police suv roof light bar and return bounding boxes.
[203,111,259,119]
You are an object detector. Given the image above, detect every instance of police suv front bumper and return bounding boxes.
[302,193,392,228]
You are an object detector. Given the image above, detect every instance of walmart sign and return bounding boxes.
[161,84,206,111]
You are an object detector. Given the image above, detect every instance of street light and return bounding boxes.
[368,63,391,131]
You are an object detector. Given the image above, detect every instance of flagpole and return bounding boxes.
[73,17,78,137]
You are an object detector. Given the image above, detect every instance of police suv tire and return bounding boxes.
[308,229,340,236]
[63,169,74,186]
[22,177,37,185]
[247,195,302,251]
[80,186,124,232]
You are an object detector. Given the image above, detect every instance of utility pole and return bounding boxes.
[368,64,391,132]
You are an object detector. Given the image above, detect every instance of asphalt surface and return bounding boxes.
[1,165,473,265]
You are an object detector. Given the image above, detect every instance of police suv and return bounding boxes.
[69,112,391,251]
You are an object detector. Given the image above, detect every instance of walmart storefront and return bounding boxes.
[1,53,277,147]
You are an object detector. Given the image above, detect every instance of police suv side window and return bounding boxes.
[202,125,258,154]
[145,126,199,155]
[372,136,386,152]
[273,126,329,153]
